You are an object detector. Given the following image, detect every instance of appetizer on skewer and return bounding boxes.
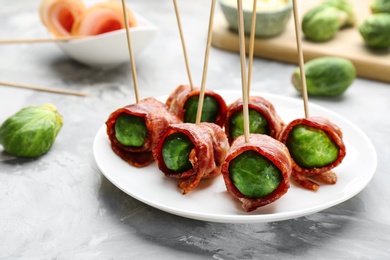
[106,97,181,168]
[222,0,283,145]
[279,0,347,191]
[221,0,292,212]
[278,116,346,190]
[105,0,170,168]
[222,134,292,212]
[153,122,229,194]
[167,0,227,127]
[153,0,229,194]
[166,84,227,127]
[224,95,284,144]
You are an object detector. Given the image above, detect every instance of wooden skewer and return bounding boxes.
[0,81,88,96]
[195,0,217,125]
[0,36,88,44]
[237,0,250,143]
[247,0,257,95]
[121,0,140,104]
[292,0,309,118]
[173,0,194,89]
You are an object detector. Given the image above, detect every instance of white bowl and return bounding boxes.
[219,0,292,38]
[56,14,158,69]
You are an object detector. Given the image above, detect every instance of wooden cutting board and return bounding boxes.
[212,0,390,83]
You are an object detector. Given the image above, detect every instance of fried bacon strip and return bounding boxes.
[225,96,285,144]
[39,0,86,36]
[221,134,292,212]
[165,85,227,127]
[106,97,181,168]
[153,122,229,194]
[278,116,346,191]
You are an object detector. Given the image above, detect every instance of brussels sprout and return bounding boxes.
[359,13,390,49]
[230,109,270,140]
[0,104,63,158]
[292,56,356,97]
[184,95,219,123]
[302,6,341,42]
[371,0,390,14]
[229,150,282,198]
[302,0,356,42]
[286,125,339,168]
[114,114,147,147]
[323,0,356,26]
[162,132,195,172]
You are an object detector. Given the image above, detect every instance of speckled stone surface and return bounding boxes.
[1,0,389,259]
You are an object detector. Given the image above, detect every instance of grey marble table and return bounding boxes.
[1,0,389,259]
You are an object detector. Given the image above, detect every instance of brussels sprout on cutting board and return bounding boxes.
[371,0,390,14]
[302,6,341,42]
[323,0,356,26]
[292,57,356,97]
[359,13,390,49]
[302,0,356,42]
[0,104,63,157]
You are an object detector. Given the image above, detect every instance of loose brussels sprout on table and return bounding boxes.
[359,13,390,49]
[302,0,355,42]
[0,104,63,157]
[292,56,356,97]
[371,0,390,14]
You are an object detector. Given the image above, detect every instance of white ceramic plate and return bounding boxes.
[93,90,377,223]
[56,13,158,68]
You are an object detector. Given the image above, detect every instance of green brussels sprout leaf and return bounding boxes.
[230,109,270,140]
[184,95,219,123]
[115,114,148,147]
[162,132,195,172]
[229,150,282,198]
[286,125,339,168]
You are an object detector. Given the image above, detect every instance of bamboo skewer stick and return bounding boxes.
[173,0,194,89]
[247,0,257,95]
[121,0,140,104]
[237,0,250,143]
[292,0,309,118]
[0,36,88,44]
[195,0,217,125]
[0,81,88,96]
